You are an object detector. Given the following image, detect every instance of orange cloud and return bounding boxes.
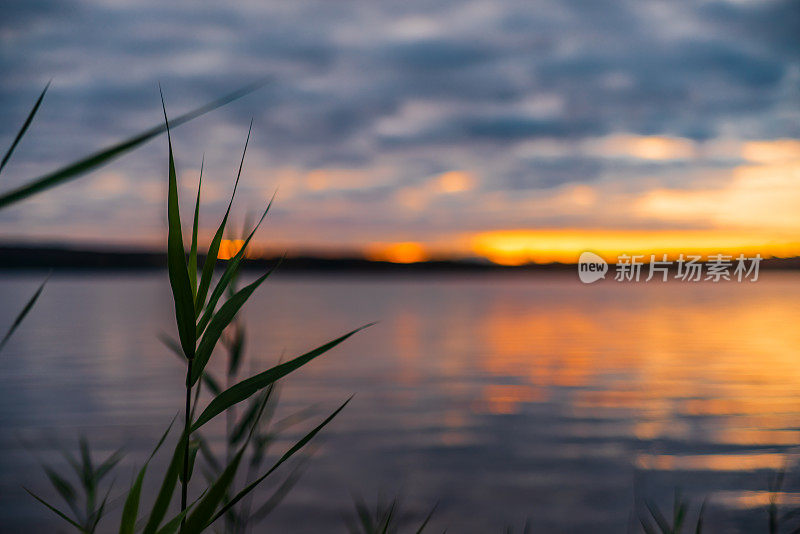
[435,170,474,193]
[741,139,800,163]
[395,170,476,211]
[587,134,697,160]
[636,162,800,231]
[304,168,384,191]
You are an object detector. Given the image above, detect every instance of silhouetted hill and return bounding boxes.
[1,244,798,273]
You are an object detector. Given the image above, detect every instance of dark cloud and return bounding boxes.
[0,0,797,244]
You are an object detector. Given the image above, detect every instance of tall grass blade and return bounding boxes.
[645,500,671,533]
[673,490,687,532]
[25,488,84,531]
[209,397,352,524]
[142,433,187,534]
[194,121,252,314]
[196,195,274,336]
[193,325,372,430]
[42,466,79,517]
[695,499,706,534]
[250,459,309,521]
[119,420,174,534]
[227,325,245,377]
[182,449,245,532]
[380,500,396,534]
[89,483,114,533]
[79,437,94,491]
[638,516,657,534]
[178,440,200,484]
[0,80,267,209]
[158,334,222,395]
[0,81,50,176]
[160,89,195,360]
[95,447,124,483]
[416,503,438,533]
[0,274,49,352]
[229,389,271,446]
[190,265,277,385]
[155,505,195,534]
[120,477,144,534]
[188,157,203,300]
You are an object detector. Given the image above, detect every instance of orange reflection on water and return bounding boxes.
[715,490,800,509]
[636,453,787,472]
[478,384,547,414]
[475,278,800,454]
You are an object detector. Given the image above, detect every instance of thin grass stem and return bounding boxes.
[181,358,194,530]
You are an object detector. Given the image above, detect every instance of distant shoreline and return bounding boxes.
[1,244,799,272]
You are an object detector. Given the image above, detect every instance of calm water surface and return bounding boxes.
[1,272,799,533]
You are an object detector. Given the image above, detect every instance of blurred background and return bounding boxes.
[1,0,799,260]
[1,0,799,532]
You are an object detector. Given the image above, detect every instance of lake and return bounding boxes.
[1,271,799,533]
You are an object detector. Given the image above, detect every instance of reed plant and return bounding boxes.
[24,91,372,533]
[0,81,264,353]
[343,494,437,534]
[6,84,800,534]
[638,490,705,534]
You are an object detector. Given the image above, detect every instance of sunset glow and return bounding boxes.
[365,241,429,263]
[218,239,245,260]
[470,229,800,265]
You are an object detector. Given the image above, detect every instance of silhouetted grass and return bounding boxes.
[0,81,263,354]
[638,489,705,534]
[27,94,372,533]
[26,437,124,533]
[344,494,438,534]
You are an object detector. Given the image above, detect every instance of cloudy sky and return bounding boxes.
[1,0,798,262]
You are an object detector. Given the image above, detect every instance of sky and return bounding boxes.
[1,0,799,263]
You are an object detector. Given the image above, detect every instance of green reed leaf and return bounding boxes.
[154,504,195,534]
[0,274,49,353]
[193,324,372,431]
[95,447,124,483]
[89,483,114,533]
[142,432,187,534]
[696,499,706,534]
[0,80,267,209]
[26,488,84,531]
[42,466,79,517]
[119,419,174,534]
[645,499,671,533]
[250,456,310,522]
[416,502,438,534]
[178,440,199,485]
[158,334,221,395]
[181,449,245,532]
[195,121,252,315]
[227,324,245,377]
[229,390,269,446]
[119,459,146,534]
[190,265,278,386]
[188,157,203,300]
[209,398,351,525]
[0,81,49,176]
[161,89,195,360]
[196,195,275,336]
